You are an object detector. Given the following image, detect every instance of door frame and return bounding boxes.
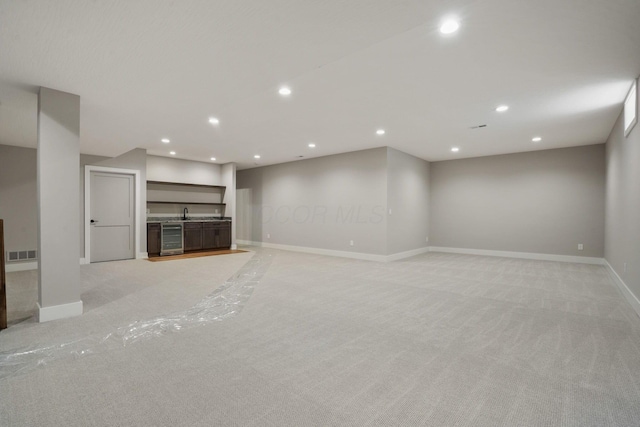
[84,165,142,264]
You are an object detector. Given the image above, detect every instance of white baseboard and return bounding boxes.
[257,242,388,262]
[80,254,147,264]
[5,261,38,272]
[386,246,431,262]
[235,241,605,265]
[37,300,83,323]
[236,240,429,262]
[429,246,605,265]
[605,261,640,319]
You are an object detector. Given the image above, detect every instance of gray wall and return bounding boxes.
[0,146,111,260]
[237,147,388,255]
[236,188,252,242]
[147,155,222,185]
[0,144,37,253]
[0,140,614,269]
[605,108,640,300]
[430,145,606,257]
[386,147,430,254]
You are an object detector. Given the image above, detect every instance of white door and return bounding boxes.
[90,172,135,262]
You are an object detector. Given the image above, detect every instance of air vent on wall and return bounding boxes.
[6,249,38,263]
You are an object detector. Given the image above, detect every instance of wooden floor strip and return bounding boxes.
[148,249,247,262]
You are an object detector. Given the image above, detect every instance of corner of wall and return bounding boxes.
[385,147,430,256]
[603,100,640,317]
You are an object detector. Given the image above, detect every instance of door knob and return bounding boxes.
[90,219,98,224]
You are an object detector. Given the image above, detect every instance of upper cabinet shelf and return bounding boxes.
[146,181,226,205]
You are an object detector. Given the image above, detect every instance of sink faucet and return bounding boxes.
[182,207,189,220]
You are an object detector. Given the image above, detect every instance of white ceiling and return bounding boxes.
[1,0,639,169]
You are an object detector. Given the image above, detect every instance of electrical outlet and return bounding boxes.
[388,209,392,215]
[578,244,583,251]
[267,233,271,239]
[349,240,354,246]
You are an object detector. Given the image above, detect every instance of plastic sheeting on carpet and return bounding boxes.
[0,250,272,380]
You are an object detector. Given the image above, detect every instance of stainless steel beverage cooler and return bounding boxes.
[161,223,184,256]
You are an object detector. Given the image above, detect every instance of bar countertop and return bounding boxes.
[147,216,231,223]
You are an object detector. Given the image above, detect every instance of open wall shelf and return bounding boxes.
[146,180,227,218]
[147,201,226,206]
[147,180,226,190]
[146,180,226,205]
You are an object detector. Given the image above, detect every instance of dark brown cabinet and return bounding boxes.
[148,221,231,256]
[184,222,203,251]
[147,223,161,256]
[219,223,231,248]
[203,222,231,250]
[202,223,217,250]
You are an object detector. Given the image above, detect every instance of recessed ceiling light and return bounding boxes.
[279,87,291,96]
[451,147,460,152]
[161,138,170,143]
[308,143,316,148]
[496,105,509,112]
[532,137,542,142]
[254,155,261,159]
[440,19,460,35]
[210,157,216,161]
[376,129,386,135]
[208,117,219,125]
[170,151,176,155]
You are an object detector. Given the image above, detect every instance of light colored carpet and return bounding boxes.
[4,269,38,326]
[1,248,640,426]
[147,249,248,262]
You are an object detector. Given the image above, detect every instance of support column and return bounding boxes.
[222,163,237,250]
[37,87,82,322]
